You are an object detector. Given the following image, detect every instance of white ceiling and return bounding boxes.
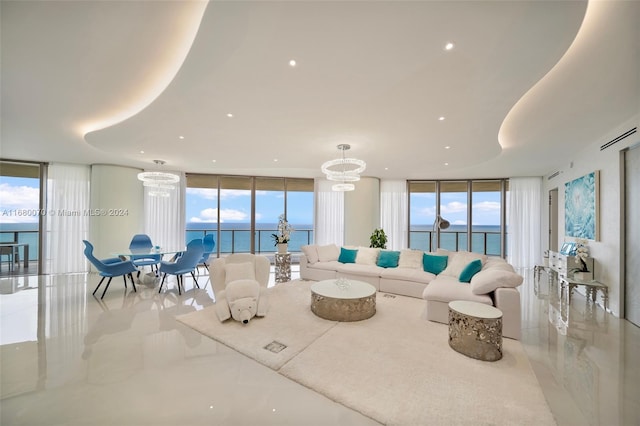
[1,0,639,180]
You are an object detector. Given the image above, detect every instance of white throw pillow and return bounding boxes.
[470,269,523,295]
[440,251,487,278]
[301,245,319,264]
[484,257,515,273]
[436,248,452,258]
[317,244,340,262]
[225,262,256,284]
[398,249,423,269]
[355,247,380,265]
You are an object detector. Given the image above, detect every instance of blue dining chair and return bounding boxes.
[128,234,161,275]
[198,234,216,272]
[158,239,204,295]
[83,240,138,299]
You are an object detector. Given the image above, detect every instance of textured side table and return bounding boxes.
[448,300,503,362]
[274,252,291,283]
[310,279,376,322]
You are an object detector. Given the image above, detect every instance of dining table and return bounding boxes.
[0,242,29,270]
[111,247,187,284]
[111,247,186,261]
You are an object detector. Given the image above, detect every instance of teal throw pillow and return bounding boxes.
[338,247,358,264]
[459,259,483,283]
[423,253,448,274]
[377,250,400,268]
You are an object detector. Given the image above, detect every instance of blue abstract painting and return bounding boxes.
[565,171,599,240]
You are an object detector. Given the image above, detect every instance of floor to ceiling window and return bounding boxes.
[471,180,505,256]
[185,174,219,253]
[0,160,44,276]
[283,178,314,251]
[219,176,253,253]
[185,174,313,256]
[440,181,470,251]
[409,179,508,257]
[255,177,285,253]
[408,181,437,251]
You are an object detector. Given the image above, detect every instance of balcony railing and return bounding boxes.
[409,230,504,256]
[0,230,39,261]
[185,228,314,255]
[0,228,503,270]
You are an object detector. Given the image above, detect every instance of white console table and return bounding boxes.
[534,250,607,311]
[534,250,594,282]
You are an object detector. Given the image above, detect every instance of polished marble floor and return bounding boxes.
[1,267,639,425]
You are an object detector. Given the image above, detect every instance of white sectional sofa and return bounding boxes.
[300,244,523,339]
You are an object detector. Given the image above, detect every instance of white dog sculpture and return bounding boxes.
[214,279,268,324]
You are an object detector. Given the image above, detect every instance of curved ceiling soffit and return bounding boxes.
[80,1,209,142]
[497,2,591,151]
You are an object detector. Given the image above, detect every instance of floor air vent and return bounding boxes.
[264,341,287,353]
[601,127,637,151]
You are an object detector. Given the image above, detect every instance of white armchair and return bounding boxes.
[210,253,271,298]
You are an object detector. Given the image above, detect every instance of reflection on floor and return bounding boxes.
[520,269,640,426]
[1,267,639,425]
[0,262,39,278]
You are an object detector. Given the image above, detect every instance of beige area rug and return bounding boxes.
[177,281,555,426]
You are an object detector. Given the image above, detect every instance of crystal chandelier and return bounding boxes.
[321,144,366,191]
[137,160,180,197]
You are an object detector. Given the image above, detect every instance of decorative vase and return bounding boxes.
[277,243,288,254]
[573,271,593,281]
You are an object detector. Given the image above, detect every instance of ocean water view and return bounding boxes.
[186,222,314,254]
[187,223,505,256]
[0,223,504,263]
[410,224,504,255]
[0,223,39,261]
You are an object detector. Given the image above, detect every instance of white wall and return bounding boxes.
[344,177,380,247]
[541,115,640,316]
[89,164,144,259]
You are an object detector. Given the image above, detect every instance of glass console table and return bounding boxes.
[558,275,609,312]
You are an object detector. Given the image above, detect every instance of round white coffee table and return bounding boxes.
[448,300,503,361]
[310,279,376,321]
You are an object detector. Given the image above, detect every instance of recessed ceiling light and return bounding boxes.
[227,113,233,118]
[273,158,278,162]
[445,146,451,149]
[444,162,449,166]
[444,42,455,51]
[139,150,145,154]
[438,116,446,121]
[289,59,297,67]
[179,135,184,140]
[384,167,389,170]
[212,160,217,163]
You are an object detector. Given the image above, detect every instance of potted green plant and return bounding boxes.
[369,228,387,249]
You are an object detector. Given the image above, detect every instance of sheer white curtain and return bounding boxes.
[144,172,186,249]
[380,180,408,250]
[44,163,91,274]
[314,179,344,245]
[507,177,542,269]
